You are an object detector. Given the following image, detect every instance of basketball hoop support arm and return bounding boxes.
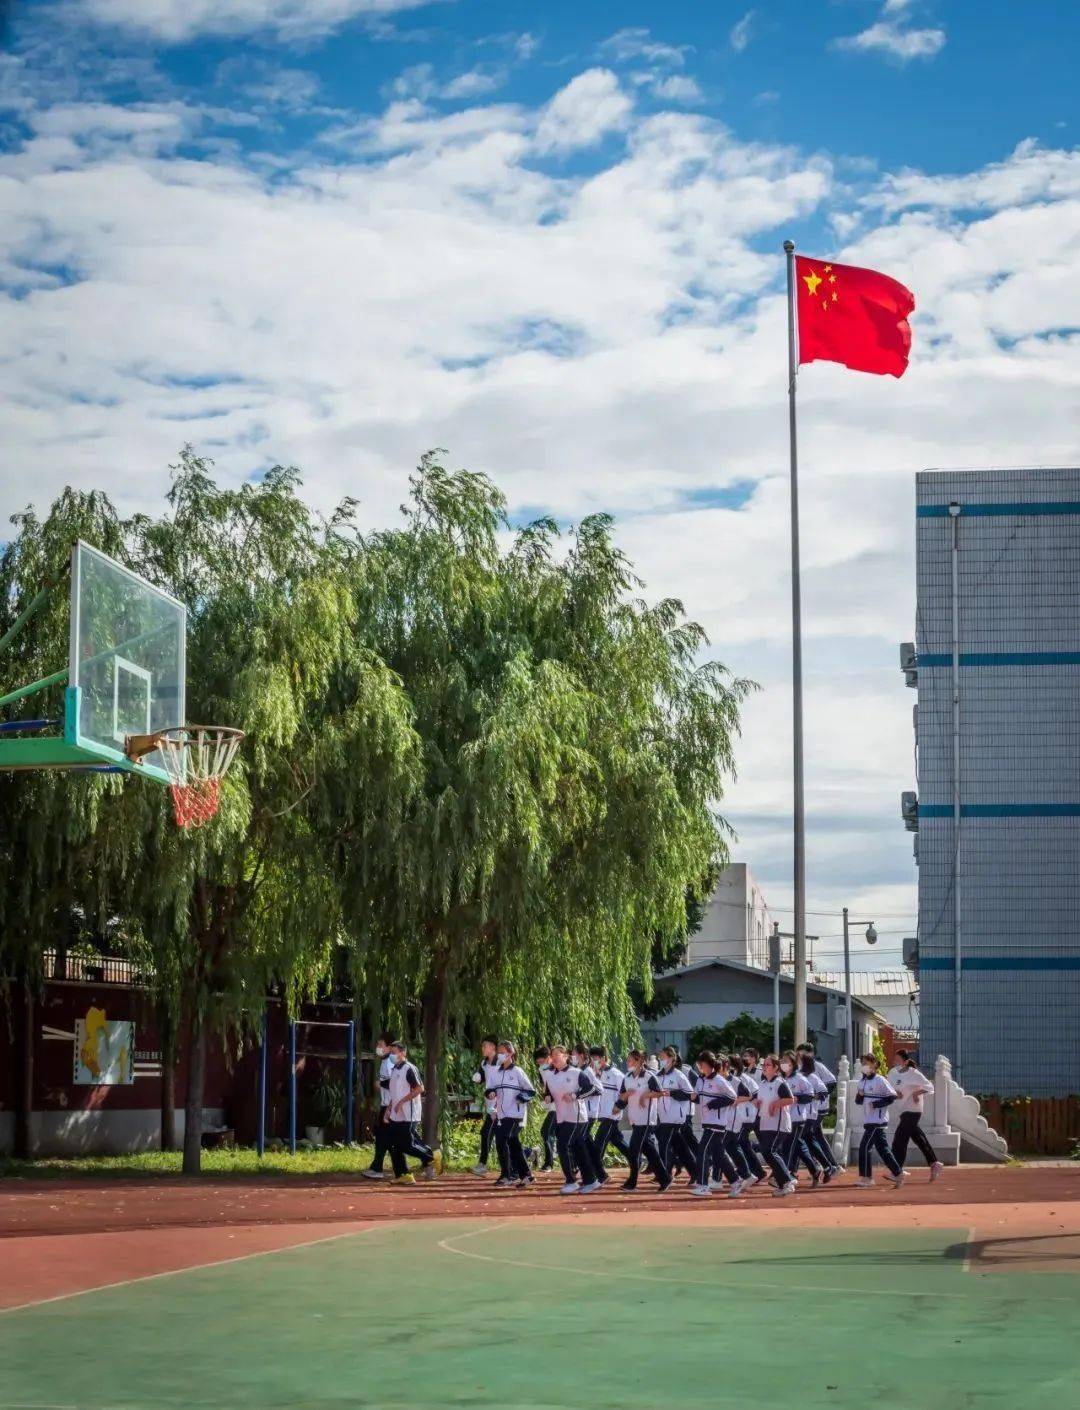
[0,668,68,711]
[0,563,70,660]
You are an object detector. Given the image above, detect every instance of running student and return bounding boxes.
[541,1044,604,1194]
[533,1045,557,1171]
[590,1046,631,1174]
[754,1053,797,1196]
[471,1036,501,1176]
[385,1040,441,1184]
[854,1053,904,1188]
[796,1043,840,1177]
[614,1050,671,1192]
[691,1051,744,1198]
[890,1052,944,1180]
[361,1032,395,1180]
[487,1040,536,1187]
[655,1046,699,1184]
[729,1055,766,1183]
[781,1051,822,1185]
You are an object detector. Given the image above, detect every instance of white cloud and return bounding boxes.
[534,69,632,154]
[730,11,755,54]
[72,0,434,42]
[649,75,703,105]
[1,65,1077,923]
[598,28,689,68]
[835,16,946,62]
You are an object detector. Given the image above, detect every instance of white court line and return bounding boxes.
[0,1224,384,1317]
[435,1220,1060,1302]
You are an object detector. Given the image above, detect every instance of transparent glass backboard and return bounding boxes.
[70,542,186,775]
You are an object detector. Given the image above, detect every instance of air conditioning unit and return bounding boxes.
[901,791,918,831]
[900,641,917,688]
[902,936,919,972]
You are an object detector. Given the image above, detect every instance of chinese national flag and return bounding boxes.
[796,256,915,378]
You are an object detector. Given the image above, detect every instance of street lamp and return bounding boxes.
[842,908,876,1062]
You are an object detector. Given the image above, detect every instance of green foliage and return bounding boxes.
[686,1010,796,1060]
[2,447,753,1157]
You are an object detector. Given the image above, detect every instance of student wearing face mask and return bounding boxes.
[890,1053,944,1180]
[540,1044,605,1194]
[781,1052,823,1185]
[690,1052,745,1197]
[362,1033,396,1180]
[729,1055,767,1184]
[654,1046,699,1185]
[854,1053,904,1188]
[614,1050,672,1192]
[753,1053,798,1196]
[533,1045,557,1172]
[385,1040,441,1184]
[470,1036,501,1177]
[486,1040,536,1188]
[795,1043,841,1178]
[590,1045,632,1176]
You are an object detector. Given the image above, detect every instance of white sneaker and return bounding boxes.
[886,1170,906,1188]
[782,1179,797,1195]
[771,1181,794,1198]
[741,1174,759,1189]
[361,1168,384,1180]
[930,1161,944,1181]
[854,1177,875,1188]
[691,1184,711,1197]
[471,1163,488,1176]
[579,1180,603,1194]
[728,1179,744,1198]
[708,1179,725,1192]
[559,1181,580,1195]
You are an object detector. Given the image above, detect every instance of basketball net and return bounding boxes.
[154,726,245,830]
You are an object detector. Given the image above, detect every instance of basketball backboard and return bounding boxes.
[70,542,186,778]
[0,541,185,781]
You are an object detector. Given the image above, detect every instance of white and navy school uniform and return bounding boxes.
[488,1063,535,1181]
[855,1072,902,1177]
[694,1072,741,1187]
[541,1064,603,1186]
[890,1066,939,1170]
[536,1061,557,1169]
[803,1066,838,1172]
[386,1058,433,1175]
[616,1069,670,1188]
[655,1066,699,1178]
[368,1052,395,1173]
[733,1072,766,1179]
[785,1070,823,1178]
[591,1063,631,1165]
[754,1074,795,1185]
[472,1057,501,1165]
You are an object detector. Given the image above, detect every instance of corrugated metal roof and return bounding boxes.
[811,970,917,998]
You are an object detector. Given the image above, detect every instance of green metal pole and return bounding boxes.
[0,584,56,658]
[0,668,69,711]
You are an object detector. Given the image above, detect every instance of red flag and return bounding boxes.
[795,255,914,378]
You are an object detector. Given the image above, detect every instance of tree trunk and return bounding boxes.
[13,965,34,1160]
[160,1004,177,1152]
[182,998,206,1175]
[420,959,448,1148]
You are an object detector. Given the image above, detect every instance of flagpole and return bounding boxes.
[783,238,807,1045]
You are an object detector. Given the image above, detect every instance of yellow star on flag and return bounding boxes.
[803,269,822,298]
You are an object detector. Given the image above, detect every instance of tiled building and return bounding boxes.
[905,468,1080,1097]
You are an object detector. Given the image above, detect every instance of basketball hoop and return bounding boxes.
[127,725,245,829]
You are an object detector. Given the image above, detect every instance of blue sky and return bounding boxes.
[1,0,1078,961]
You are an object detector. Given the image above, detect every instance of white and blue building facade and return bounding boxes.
[907,468,1080,1097]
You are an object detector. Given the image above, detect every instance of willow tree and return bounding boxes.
[336,454,752,1142]
[0,492,134,1157]
[117,449,419,1173]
